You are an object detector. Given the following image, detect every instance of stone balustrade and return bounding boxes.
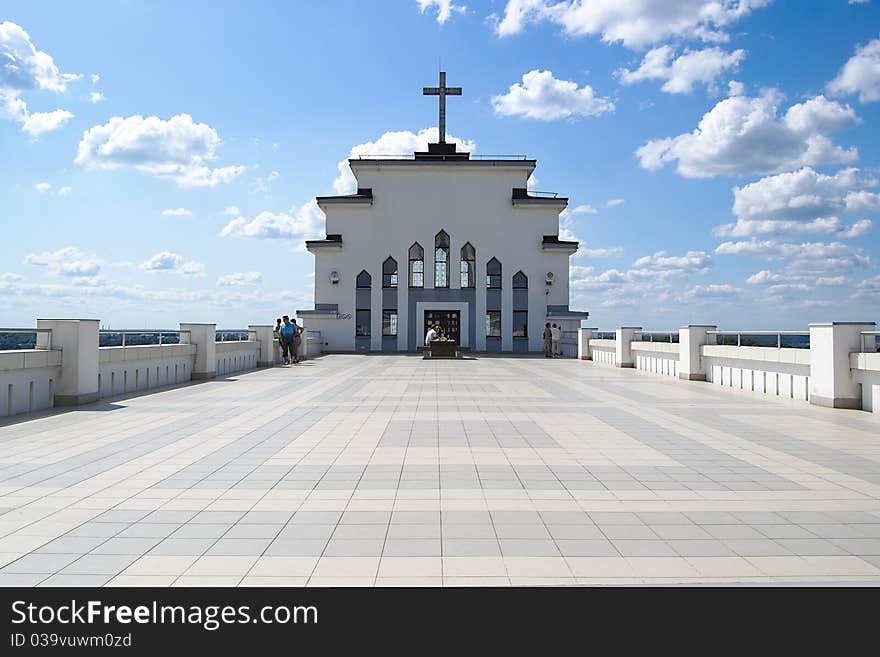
[578,321,879,414]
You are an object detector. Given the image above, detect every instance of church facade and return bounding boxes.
[298,73,588,353]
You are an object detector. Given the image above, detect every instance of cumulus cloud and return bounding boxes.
[140,252,205,276]
[618,46,745,94]
[74,114,245,188]
[637,90,859,178]
[632,250,711,271]
[89,91,104,103]
[827,37,880,103]
[682,283,741,300]
[24,246,101,277]
[491,69,614,120]
[57,186,72,196]
[746,269,783,285]
[417,0,466,23]
[494,0,771,48]
[715,239,870,272]
[0,21,80,136]
[217,271,262,287]
[34,181,51,193]
[332,127,476,194]
[606,198,625,207]
[220,200,325,241]
[713,166,880,237]
[161,208,192,217]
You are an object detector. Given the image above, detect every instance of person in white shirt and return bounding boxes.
[550,323,562,358]
[425,324,439,346]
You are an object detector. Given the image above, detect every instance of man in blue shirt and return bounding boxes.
[278,315,301,365]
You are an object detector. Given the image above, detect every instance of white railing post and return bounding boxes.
[615,327,640,368]
[809,321,876,409]
[36,319,100,406]
[248,325,276,368]
[180,323,216,380]
[679,325,717,381]
[578,327,596,360]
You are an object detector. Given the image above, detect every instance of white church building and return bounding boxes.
[298,73,588,353]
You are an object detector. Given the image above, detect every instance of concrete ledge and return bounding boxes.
[810,394,861,410]
[191,371,217,380]
[257,361,274,368]
[679,373,706,381]
[55,392,99,406]
[616,362,634,368]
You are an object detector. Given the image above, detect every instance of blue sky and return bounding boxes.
[2,0,879,330]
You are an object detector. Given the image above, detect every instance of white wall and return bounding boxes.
[215,341,261,375]
[851,352,880,413]
[0,350,61,417]
[632,343,679,378]
[589,340,617,366]
[312,161,575,351]
[702,345,811,402]
[98,344,196,398]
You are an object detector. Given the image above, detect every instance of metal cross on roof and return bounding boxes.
[423,71,461,144]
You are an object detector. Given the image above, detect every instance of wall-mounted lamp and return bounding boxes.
[329,271,340,285]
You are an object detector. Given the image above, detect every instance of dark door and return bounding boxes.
[424,310,460,344]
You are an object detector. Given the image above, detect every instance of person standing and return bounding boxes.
[291,318,304,364]
[550,323,562,358]
[543,322,553,358]
[278,315,297,365]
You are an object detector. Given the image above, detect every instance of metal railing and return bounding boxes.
[526,190,559,198]
[707,330,810,349]
[99,330,191,347]
[593,332,616,341]
[216,329,257,343]
[638,331,679,343]
[860,331,880,353]
[0,328,53,351]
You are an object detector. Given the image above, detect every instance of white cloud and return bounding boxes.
[57,186,72,195]
[161,208,192,217]
[90,73,99,84]
[220,200,324,240]
[217,271,263,287]
[713,166,880,237]
[816,276,845,286]
[682,283,741,300]
[492,69,614,120]
[562,204,598,217]
[637,90,859,178]
[332,127,476,194]
[417,0,466,23]
[140,252,205,276]
[34,181,50,193]
[746,269,782,284]
[24,246,101,277]
[606,198,625,207]
[22,109,74,136]
[74,114,246,188]
[578,246,624,258]
[827,37,880,103]
[254,170,280,193]
[632,250,711,271]
[89,91,104,103]
[618,46,745,94]
[0,21,80,135]
[221,206,241,216]
[715,239,870,271]
[494,0,771,48]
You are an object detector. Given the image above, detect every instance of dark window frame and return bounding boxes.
[434,230,450,288]
[486,257,502,289]
[355,309,371,337]
[409,242,424,288]
[382,310,398,336]
[460,242,475,288]
[485,311,501,338]
[513,310,528,338]
[382,256,398,288]
[356,270,372,289]
[513,270,528,289]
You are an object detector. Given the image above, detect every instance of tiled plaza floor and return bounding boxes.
[1,354,880,586]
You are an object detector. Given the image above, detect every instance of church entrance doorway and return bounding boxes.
[424,310,460,345]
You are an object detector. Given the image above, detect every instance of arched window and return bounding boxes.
[513,270,528,289]
[383,256,398,288]
[460,242,475,288]
[409,243,424,287]
[356,270,371,288]
[486,258,502,288]
[434,230,450,288]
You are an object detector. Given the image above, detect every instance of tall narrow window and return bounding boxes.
[382,310,398,336]
[513,311,528,337]
[356,310,371,336]
[356,270,371,288]
[409,243,424,287]
[434,230,449,288]
[486,258,502,288]
[486,311,501,337]
[383,256,398,288]
[460,242,475,288]
[513,270,528,289]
